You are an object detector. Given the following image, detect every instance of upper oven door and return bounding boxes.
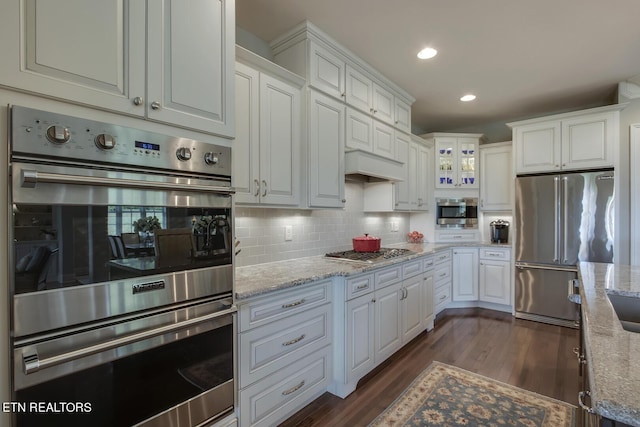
[11,162,234,338]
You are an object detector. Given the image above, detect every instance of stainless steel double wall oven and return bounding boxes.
[8,106,235,427]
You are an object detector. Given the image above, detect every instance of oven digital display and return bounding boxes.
[135,141,160,151]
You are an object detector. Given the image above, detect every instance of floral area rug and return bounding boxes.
[368,361,575,427]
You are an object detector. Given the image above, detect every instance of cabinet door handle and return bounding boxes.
[282,298,305,309]
[439,272,447,278]
[150,101,161,110]
[282,334,306,346]
[578,391,594,413]
[355,283,369,291]
[261,180,267,197]
[439,295,447,301]
[282,380,305,396]
[253,179,260,197]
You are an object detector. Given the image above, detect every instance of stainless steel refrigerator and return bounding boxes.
[514,170,614,327]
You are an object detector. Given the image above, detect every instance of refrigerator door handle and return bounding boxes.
[562,176,569,264]
[515,262,577,273]
[553,176,561,263]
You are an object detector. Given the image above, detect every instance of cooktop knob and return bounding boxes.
[94,133,116,150]
[176,147,192,161]
[45,125,70,144]
[204,152,219,165]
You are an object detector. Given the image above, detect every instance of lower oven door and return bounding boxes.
[12,297,236,427]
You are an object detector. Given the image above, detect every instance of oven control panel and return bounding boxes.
[10,105,231,178]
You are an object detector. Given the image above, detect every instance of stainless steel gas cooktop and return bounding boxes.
[325,248,414,263]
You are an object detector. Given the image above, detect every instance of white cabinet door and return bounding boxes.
[514,122,561,174]
[259,74,301,206]
[434,137,479,189]
[394,98,411,133]
[233,63,261,204]
[308,41,346,100]
[374,282,402,364]
[394,133,412,211]
[415,142,432,211]
[308,91,346,208]
[372,121,396,160]
[480,143,513,211]
[345,107,373,152]
[561,111,615,170]
[345,65,373,114]
[452,248,479,301]
[479,259,510,305]
[422,270,434,330]
[372,83,394,125]
[346,293,375,384]
[0,0,146,116]
[147,0,235,136]
[401,275,423,343]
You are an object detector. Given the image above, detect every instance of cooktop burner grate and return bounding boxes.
[325,248,414,263]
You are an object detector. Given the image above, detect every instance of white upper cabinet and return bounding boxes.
[308,41,346,100]
[345,65,374,114]
[394,98,412,133]
[509,105,624,174]
[346,107,374,152]
[394,135,432,212]
[422,133,483,189]
[0,0,235,137]
[372,83,395,125]
[480,142,513,211]
[234,49,304,207]
[308,90,346,208]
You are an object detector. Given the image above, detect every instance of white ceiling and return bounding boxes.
[236,0,640,141]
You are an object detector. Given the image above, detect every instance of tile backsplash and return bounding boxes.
[234,183,410,266]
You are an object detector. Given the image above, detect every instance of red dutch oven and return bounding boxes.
[352,234,381,252]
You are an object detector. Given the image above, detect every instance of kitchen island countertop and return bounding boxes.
[578,262,640,427]
[235,241,510,300]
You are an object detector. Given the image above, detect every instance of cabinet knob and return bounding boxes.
[341,199,346,203]
[151,101,161,110]
[370,108,374,113]
[341,92,345,98]
[133,96,144,106]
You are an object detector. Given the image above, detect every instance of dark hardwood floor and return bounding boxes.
[279,307,580,427]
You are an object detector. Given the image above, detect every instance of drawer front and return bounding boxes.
[480,247,511,260]
[434,285,451,314]
[239,280,332,331]
[423,256,435,271]
[346,273,374,300]
[434,250,451,264]
[239,347,331,427]
[434,262,451,283]
[436,231,478,242]
[239,304,332,388]
[402,259,423,279]
[374,265,402,290]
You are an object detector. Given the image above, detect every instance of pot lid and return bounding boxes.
[490,219,510,226]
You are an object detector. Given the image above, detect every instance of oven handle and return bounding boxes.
[22,306,236,375]
[21,169,234,195]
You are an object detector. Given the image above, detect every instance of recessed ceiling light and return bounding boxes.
[417,47,438,60]
[460,94,476,102]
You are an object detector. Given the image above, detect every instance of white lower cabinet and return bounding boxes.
[238,280,332,427]
[433,250,452,314]
[331,256,439,398]
[452,248,479,301]
[479,247,511,306]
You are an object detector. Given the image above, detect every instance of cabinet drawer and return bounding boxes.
[374,265,402,290]
[239,347,331,427]
[239,304,331,388]
[423,256,435,271]
[434,250,451,264]
[434,285,451,313]
[436,231,478,242]
[346,273,374,300]
[239,280,332,331]
[479,247,511,260]
[434,263,451,283]
[402,259,423,279]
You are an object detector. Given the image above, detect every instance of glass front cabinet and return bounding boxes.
[427,134,482,189]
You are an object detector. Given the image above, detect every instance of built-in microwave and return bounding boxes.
[436,198,478,228]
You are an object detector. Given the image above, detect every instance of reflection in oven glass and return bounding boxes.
[15,323,233,426]
[13,204,232,294]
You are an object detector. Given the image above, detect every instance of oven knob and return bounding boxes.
[45,125,70,144]
[204,152,219,165]
[94,133,116,150]
[176,147,192,161]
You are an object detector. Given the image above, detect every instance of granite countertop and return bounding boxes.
[578,262,640,426]
[235,241,510,300]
